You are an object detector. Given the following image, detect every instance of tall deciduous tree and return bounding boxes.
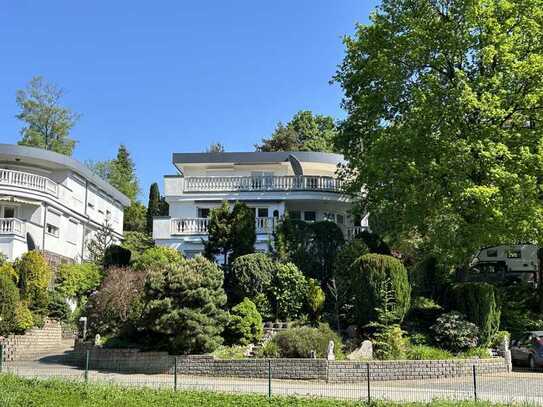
[16,76,79,155]
[334,0,543,264]
[256,110,338,152]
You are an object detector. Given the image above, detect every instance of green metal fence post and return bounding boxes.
[84,350,90,384]
[268,359,272,399]
[0,344,4,373]
[174,356,178,391]
[472,364,477,402]
[367,363,371,403]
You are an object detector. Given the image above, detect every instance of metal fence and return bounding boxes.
[1,349,542,404]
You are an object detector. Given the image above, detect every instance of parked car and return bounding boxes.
[510,331,543,369]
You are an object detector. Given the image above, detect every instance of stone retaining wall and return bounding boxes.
[69,345,509,381]
[1,319,63,361]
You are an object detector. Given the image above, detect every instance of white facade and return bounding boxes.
[0,144,130,262]
[153,151,367,257]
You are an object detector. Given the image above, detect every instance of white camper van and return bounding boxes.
[469,244,540,285]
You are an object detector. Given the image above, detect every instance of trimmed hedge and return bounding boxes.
[0,273,19,335]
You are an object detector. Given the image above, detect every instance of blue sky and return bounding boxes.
[0,1,379,201]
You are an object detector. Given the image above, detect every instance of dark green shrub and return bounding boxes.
[228,253,275,307]
[270,262,308,320]
[452,282,501,346]
[0,273,19,335]
[14,251,52,314]
[225,298,263,345]
[103,245,132,268]
[431,311,479,353]
[274,219,344,282]
[350,254,411,326]
[132,246,182,272]
[405,296,443,338]
[121,231,154,264]
[407,345,453,360]
[47,291,71,321]
[271,324,343,359]
[143,256,228,354]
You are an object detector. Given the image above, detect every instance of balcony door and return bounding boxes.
[1,206,16,219]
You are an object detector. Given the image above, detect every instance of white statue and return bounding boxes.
[327,340,335,360]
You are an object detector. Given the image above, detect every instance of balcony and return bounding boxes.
[0,169,58,197]
[181,175,343,194]
[169,217,365,240]
[0,218,26,237]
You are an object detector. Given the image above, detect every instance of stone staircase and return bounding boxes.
[1,319,73,361]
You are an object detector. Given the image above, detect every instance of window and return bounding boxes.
[46,223,59,237]
[337,214,345,225]
[257,208,269,218]
[324,212,335,222]
[197,208,210,218]
[486,249,498,258]
[506,250,521,259]
[304,211,316,222]
[67,220,78,244]
[2,206,15,218]
[288,210,301,220]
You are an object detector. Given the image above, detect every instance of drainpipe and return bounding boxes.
[42,203,47,253]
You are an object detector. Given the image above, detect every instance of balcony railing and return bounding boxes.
[183,175,343,193]
[0,218,26,237]
[170,217,367,240]
[0,169,58,197]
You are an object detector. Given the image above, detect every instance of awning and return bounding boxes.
[0,195,41,206]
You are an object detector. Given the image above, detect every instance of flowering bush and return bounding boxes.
[431,311,479,353]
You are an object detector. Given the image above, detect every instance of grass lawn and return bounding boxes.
[0,374,509,407]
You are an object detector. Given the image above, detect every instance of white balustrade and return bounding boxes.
[0,169,58,197]
[171,218,210,235]
[183,175,342,193]
[0,218,26,237]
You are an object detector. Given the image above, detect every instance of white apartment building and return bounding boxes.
[0,144,130,263]
[153,151,367,257]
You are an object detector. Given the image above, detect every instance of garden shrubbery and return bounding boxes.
[269,324,344,359]
[225,298,263,345]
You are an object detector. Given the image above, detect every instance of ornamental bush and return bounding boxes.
[228,253,275,307]
[132,246,182,272]
[103,245,132,268]
[0,273,19,335]
[56,262,102,298]
[0,261,18,283]
[270,262,308,320]
[86,267,145,338]
[271,324,343,359]
[452,282,501,346]
[14,251,52,314]
[351,254,411,326]
[431,311,479,353]
[15,301,34,332]
[143,256,228,354]
[225,298,263,346]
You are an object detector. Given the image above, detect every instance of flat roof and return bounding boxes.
[172,151,346,166]
[0,144,130,206]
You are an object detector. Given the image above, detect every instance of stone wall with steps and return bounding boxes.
[0,319,64,361]
[68,344,509,381]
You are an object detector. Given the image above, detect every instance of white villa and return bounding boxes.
[153,151,367,257]
[0,144,130,263]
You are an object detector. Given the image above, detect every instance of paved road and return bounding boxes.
[3,353,543,404]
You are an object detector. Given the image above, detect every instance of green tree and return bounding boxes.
[121,231,154,263]
[204,202,255,267]
[132,246,182,272]
[143,256,228,354]
[146,183,168,234]
[14,251,52,315]
[256,111,338,152]
[334,0,543,264]
[270,262,308,320]
[228,253,275,307]
[0,273,19,336]
[306,278,325,324]
[225,298,263,345]
[124,202,147,233]
[109,145,139,202]
[452,282,501,346]
[55,262,102,299]
[16,76,79,156]
[350,254,411,327]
